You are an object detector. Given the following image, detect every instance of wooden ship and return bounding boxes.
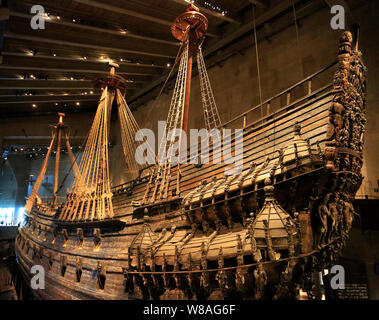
[15,5,367,300]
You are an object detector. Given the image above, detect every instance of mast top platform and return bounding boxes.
[94,62,129,91]
[171,4,208,43]
[49,112,68,129]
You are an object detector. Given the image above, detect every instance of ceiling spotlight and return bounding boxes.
[83,56,87,60]
[90,91,94,94]
[76,102,80,106]
[32,104,37,108]
[55,103,58,106]
[166,63,171,68]
[53,52,57,57]
[57,16,61,20]
[70,77,74,80]
[72,19,76,23]
[120,58,124,62]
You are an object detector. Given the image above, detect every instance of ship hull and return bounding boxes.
[15,32,367,300]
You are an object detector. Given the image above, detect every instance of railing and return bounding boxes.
[220,60,336,130]
[111,61,337,194]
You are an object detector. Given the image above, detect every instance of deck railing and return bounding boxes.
[111,60,337,193]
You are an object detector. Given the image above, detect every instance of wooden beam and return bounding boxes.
[203,0,303,56]
[0,98,99,104]
[0,86,95,90]
[1,51,166,69]
[9,11,180,47]
[4,32,176,59]
[0,93,100,98]
[0,65,156,76]
[70,0,218,37]
[0,76,145,83]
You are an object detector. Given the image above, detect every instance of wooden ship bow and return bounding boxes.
[15,3,367,300]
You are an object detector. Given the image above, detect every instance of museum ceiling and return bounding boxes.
[0,0,363,117]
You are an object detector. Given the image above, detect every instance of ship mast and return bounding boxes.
[53,113,64,204]
[141,5,222,205]
[171,4,208,134]
[25,113,78,214]
[59,63,151,222]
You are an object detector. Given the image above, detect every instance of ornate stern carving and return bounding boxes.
[325,30,367,173]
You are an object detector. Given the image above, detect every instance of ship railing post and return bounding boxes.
[286,92,291,106]
[307,80,312,95]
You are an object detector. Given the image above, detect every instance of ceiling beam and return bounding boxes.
[70,0,218,37]
[4,32,176,59]
[0,86,95,90]
[167,0,241,24]
[0,76,145,83]
[0,65,156,76]
[203,0,304,56]
[0,79,98,88]
[9,11,180,47]
[0,93,99,98]
[1,51,166,69]
[0,98,99,104]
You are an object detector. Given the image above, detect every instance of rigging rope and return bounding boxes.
[291,0,303,79]
[142,33,223,203]
[252,5,264,121]
[60,87,114,221]
[25,132,56,214]
[197,45,222,130]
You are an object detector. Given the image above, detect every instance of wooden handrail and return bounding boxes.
[219,60,336,129]
[111,61,336,192]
